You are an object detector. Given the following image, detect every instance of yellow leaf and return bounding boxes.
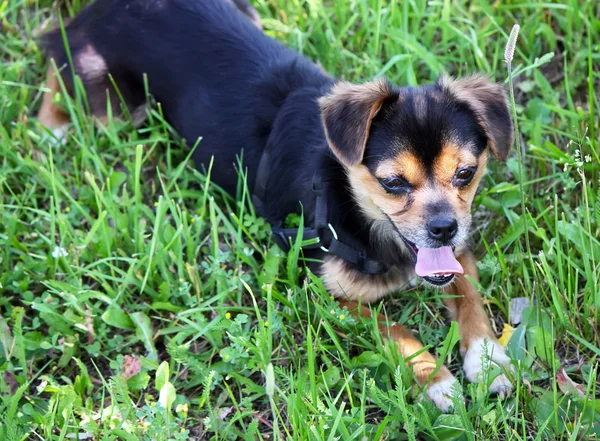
[498,323,515,347]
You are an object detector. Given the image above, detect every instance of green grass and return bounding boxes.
[1,0,599,439]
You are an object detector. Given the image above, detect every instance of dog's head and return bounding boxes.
[319,74,512,287]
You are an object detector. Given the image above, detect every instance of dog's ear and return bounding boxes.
[438,74,513,161]
[319,79,396,168]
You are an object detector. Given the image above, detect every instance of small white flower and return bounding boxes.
[51,246,68,258]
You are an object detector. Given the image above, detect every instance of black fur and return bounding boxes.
[42,0,509,275]
[43,0,333,199]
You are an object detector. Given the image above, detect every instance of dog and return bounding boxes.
[39,0,514,411]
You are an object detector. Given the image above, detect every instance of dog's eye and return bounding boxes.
[379,176,411,194]
[454,167,476,186]
[457,169,473,180]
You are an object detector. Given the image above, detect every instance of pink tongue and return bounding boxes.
[415,247,464,277]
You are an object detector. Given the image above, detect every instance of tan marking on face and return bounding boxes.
[348,143,488,249]
[399,185,436,221]
[375,151,426,187]
[458,150,487,208]
[436,147,488,215]
[433,143,478,183]
[347,164,393,221]
[427,143,488,214]
[348,157,430,238]
[347,159,426,230]
[348,160,432,249]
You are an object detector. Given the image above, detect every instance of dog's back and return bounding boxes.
[43,0,332,192]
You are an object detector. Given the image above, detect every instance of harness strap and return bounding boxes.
[312,173,328,230]
[328,238,387,275]
[270,227,322,251]
[253,148,388,276]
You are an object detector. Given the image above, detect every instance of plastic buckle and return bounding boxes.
[320,223,337,253]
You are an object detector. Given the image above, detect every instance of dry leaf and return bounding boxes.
[3,371,18,394]
[556,368,587,399]
[121,355,142,380]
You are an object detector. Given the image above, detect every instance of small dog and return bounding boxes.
[39,0,514,411]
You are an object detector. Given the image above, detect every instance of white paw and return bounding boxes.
[489,372,513,398]
[50,126,68,146]
[426,374,459,412]
[463,337,513,396]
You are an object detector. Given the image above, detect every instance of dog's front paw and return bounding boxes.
[426,374,459,412]
[463,337,513,397]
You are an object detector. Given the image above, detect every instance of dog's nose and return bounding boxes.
[426,216,458,243]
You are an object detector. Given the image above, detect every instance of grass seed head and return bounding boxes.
[505,24,520,64]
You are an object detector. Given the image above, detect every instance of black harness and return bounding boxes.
[252,148,388,275]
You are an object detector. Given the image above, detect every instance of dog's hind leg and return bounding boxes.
[38,63,71,142]
[229,0,262,30]
[38,0,259,134]
[38,39,147,133]
[337,299,458,412]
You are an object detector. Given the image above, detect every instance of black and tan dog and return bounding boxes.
[39,0,514,411]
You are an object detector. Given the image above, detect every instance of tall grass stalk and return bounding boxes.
[505,24,534,268]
